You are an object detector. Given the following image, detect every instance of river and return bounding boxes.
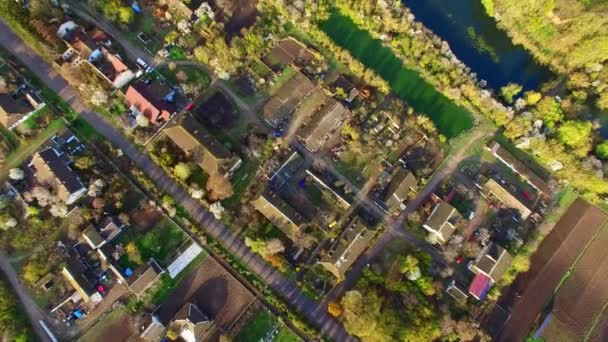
[403,0,554,92]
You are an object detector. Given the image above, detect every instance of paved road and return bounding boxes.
[0,19,354,342]
[325,129,492,302]
[0,253,52,342]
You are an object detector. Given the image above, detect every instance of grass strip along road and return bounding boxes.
[0,18,354,342]
[320,10,474,138]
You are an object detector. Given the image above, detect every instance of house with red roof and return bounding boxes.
[125,79,181,125]
[56,21,134,88]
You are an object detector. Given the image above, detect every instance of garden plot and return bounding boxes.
[153,256,255,331]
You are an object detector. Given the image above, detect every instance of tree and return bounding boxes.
[136,113,149,127]
[163,30,176,45]
[0,77,7,94]
[166,323,180,340]
[532,97,563,127]
[504,114,532,140]
[209,202,224,219]
[0,212,17,230]
[327,301,343,317]
[31,186,53,207]
[50,203,68,217]
[176,70,188,82]
[524,91,542,105]
[265,238,285,255]
[173,162,192,181]
[8,168,24,181]
[596,141,608,160]
[557,120,592,156]
[74,155,96,170]
[398,255,421,281]
[90,90,108,107]
[117,7,134,24]
[206,173,233,201]
[340,290,386,340]
[500,83,522,103]
[241,31,265,57]
[28,0,61,19]
[598,92,608,110]
[341,123,360,141]
[125,242,142,264]
[88,179,106,197]
[244,237,266,255]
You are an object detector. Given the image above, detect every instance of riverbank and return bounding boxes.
[403,0,553,91]
[320,11,474,138]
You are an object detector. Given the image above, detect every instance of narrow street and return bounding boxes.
[0,253,53,342]
[0,18,355,342]
[325,128,492,302]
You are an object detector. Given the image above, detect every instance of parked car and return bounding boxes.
[97,284,107,297]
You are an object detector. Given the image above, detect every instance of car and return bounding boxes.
[97,284,107,296]
[468,210,475,220]
[136,58,149,70]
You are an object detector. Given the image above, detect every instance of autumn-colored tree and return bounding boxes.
[206,173,233,201]
[125,242,142,265]
[327,301,343,317]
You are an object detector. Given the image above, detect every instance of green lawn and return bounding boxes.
[70,117,102,141]
[235,308,278,342]
[159,65,210,88]
[250,59,274,79]
[276,326,303,342]
[117,217,188,269]
[1,119,64,178]
[0,124,19,150]
[168,46,187,60]
[319,10,474,138]
[223,160,259,208]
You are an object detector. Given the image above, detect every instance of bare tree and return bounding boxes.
[136,113,149,127]
[265,238,285,255]
[206,173,233,201]
[50,203,68,217]
[0,77,8,94]
[31,186,53,207]
[8,168,24,181]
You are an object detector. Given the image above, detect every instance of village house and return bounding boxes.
[251,189,307,240]
[125,79,182,126]
[0,82,46,130]
[61,259,100,304]
[480,178,532,220]
[330,74,361,104]
[318,216,376,280]
[56,21,134,88]
[262,72,315,128]
[73,216,165,298]
[446,279,470,303]
[422,201,463,244]
[383,168,417,215]
[468,243,512,300]
[29,147,87,205]
[487,142,551,195]
[262,38,317,72]
[163,113,241,177]
[297,98,350,152]
[141,301,214,341]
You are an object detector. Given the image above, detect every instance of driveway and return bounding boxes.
[0,19,354,342]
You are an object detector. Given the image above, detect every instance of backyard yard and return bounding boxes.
[115,217,188,269]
